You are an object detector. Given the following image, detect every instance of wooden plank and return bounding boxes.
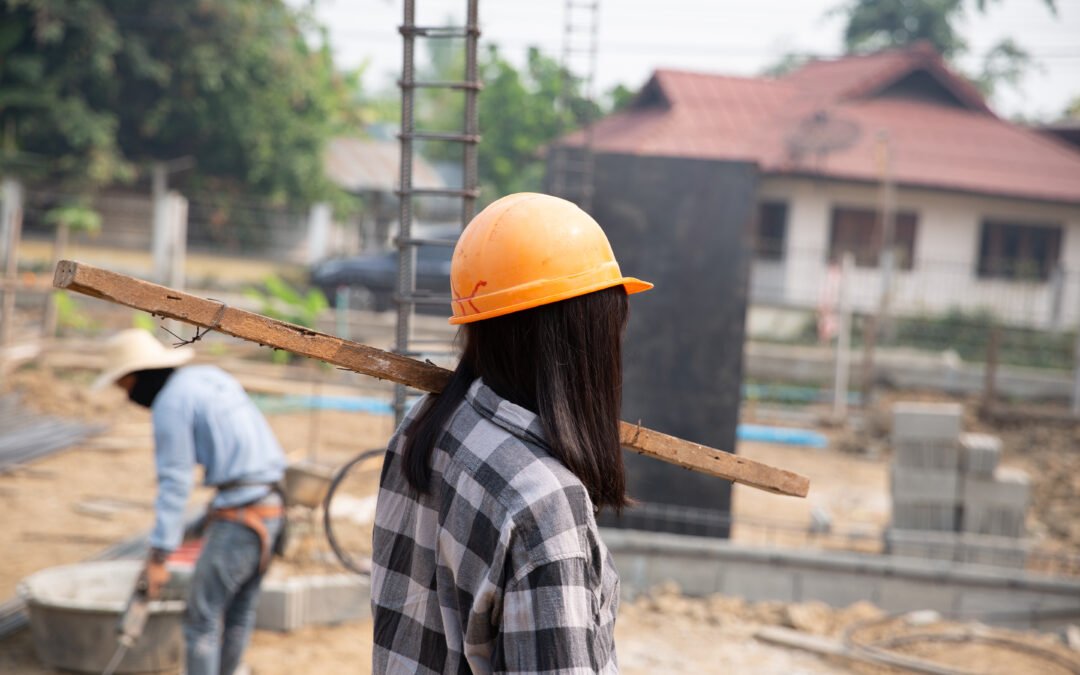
[618,424,808,496]
[54,260,810,498]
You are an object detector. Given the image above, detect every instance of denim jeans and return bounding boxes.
[184,514,281,675]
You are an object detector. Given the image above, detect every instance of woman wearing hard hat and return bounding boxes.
[370,193,652,674]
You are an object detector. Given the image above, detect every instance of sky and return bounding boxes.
[296,0,1080,122]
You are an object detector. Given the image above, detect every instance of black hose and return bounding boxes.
[322,449,385,576]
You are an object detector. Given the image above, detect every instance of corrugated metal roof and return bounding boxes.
[324,137,445,193]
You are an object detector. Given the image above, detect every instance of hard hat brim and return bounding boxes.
[449,276,652,325]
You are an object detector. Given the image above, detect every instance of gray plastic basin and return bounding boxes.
[18,560,188,674]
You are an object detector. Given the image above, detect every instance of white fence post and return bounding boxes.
[166,192,188,291]
[0,178,25,371]
[307,202,332,266]
[151,162,170,284]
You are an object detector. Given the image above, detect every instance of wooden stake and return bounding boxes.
[54,260,810,498]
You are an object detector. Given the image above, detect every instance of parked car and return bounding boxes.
[311,231,457,313]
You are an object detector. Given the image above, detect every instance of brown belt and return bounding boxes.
[210,503,284,574]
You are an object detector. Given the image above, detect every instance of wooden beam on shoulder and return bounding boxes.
[54,260,809,498]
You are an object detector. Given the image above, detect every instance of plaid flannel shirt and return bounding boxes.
[371,379,620,674]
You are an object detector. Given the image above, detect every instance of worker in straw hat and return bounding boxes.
[371,193,652,674]
[94,329,286,675]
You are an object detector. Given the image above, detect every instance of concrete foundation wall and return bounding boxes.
[602,528,1080,631]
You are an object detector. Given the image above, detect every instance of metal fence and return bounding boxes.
[748,244,1080,373]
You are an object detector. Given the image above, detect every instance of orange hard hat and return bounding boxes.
[449,192,652,325]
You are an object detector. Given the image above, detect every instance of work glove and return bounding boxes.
[142,551,171,600]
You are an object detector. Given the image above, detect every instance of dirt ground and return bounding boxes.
[3,353,1080,674]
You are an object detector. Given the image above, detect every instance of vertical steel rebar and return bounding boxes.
[462,0,480,225]
[552,1,600,210]
[393,0,418,424]
[393,1,482,424]
[580,0,600,213]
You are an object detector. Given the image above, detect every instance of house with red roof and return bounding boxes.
[555,44,1080,330]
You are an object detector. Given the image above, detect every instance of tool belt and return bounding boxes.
[209,501,284,574]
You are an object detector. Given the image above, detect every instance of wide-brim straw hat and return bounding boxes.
[91,329,194,391]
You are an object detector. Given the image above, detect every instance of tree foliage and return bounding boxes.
[0,0,361,205]
[1067,96,1080,119]
[832,0,1056,100]
[416,43,603,200]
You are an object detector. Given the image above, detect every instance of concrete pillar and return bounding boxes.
[589,154,758,538]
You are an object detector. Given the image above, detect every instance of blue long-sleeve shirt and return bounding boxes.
[149,365,286,551]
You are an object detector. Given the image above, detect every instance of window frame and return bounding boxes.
[827,205,918,270]
[976,219,1062,282]
[752,201,788,262]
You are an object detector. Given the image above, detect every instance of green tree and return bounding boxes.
[1063,95,1080,119]
[605,83,637,113]
[416,43,603,200]
[832,0,1056,99]
[761,52,812,78]
[0,0,362,205]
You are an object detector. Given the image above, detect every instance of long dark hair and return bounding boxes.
[403,286,630,512]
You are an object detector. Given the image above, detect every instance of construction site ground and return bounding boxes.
[1,335,1079,673]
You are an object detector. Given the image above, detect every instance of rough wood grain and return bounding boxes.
[54,260,809,498]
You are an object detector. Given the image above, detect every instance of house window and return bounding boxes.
[753,201,787,261]
[977,221,1061,281]
[828,206,917,269]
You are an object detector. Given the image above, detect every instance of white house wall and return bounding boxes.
[756,177,1080,329]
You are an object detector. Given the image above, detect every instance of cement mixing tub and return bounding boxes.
[18,560,189,674]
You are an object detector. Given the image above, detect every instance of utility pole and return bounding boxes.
[875,131,897,340]
[833,252,854,420]
[862,132,895,405]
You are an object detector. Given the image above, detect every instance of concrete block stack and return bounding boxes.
[890,402,963,533]
[886,403,1030,569]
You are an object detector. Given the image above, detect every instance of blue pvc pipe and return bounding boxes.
[737,423,827,448]
[254,395,829,449]
[253,393,394,416]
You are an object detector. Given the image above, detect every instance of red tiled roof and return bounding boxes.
[565,45,1080,205]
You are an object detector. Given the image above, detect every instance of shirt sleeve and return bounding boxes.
[148,399,196,552]
[494,556,614,674]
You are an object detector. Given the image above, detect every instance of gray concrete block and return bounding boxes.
[800,572,880,607]
[885,528,959,561]
[892,402,963,443]
[959,433,1002,476]
[891,466,960,503]
[877,578,960,614]
[303,575,371,625]
[255,578,306,632]
[956,533,1029,569]
[893,438,961,471]
[721,562,796,603]
[892,503,959,531]
[643,554,722,597]
[960,468,1030,537]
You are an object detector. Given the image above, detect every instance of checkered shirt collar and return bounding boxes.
[465,378,548,450]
